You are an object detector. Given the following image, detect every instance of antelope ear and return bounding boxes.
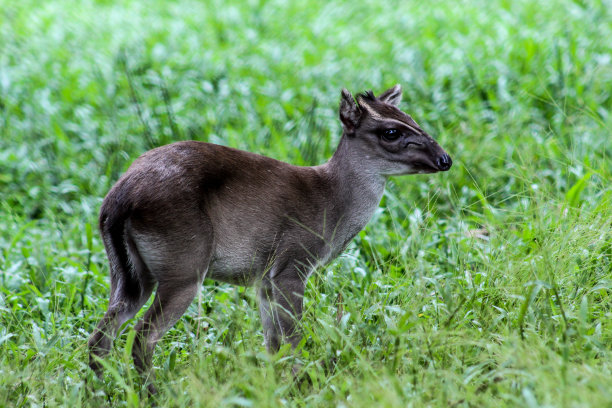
[339,88,361,134]
[378,84,402,107]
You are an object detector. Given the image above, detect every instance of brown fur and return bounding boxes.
[88,85,452,392]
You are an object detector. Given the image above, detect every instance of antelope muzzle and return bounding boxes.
[436,153,452,171]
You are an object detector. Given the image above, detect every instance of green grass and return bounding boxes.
[1,0,611,406]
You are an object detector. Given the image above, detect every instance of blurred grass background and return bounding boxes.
[0,0,610,406]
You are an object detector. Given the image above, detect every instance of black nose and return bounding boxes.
[436,154,452,171]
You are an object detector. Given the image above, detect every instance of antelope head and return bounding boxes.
[339,85,452,176]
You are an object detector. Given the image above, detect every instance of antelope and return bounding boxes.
[88,85,452,392]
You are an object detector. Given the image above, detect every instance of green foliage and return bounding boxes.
[0,0,610,406]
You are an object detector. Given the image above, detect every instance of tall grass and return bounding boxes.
[0,0,610,406]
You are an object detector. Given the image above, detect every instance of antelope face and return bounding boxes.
[339,85,452,176]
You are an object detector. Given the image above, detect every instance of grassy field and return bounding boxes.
[1,0,611,406]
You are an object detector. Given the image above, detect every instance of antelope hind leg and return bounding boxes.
[132,280,200,394]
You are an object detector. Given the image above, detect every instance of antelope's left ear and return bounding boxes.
[378,84,402,107]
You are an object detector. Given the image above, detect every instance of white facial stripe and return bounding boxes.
[406,116,422,130]
[378,118,423,135]
[358,99,423,134]
[358,99,384,120]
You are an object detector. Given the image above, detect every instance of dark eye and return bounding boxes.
[382,129,400,141]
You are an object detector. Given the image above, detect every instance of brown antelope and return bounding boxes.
[88,85,452,391]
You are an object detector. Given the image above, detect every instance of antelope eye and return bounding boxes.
[382,129,400,141]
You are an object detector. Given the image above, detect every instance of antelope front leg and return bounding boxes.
[258,272,306,353]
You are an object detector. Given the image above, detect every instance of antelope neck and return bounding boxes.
[318,135,387,239]
[325,134,387,194]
